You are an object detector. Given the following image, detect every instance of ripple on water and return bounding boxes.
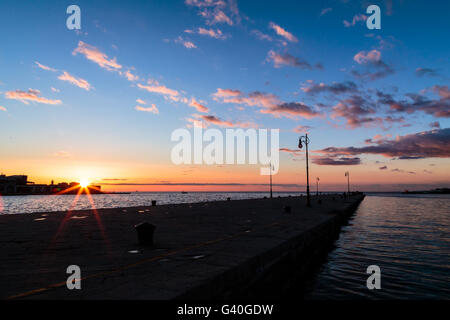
[304,194,450,300]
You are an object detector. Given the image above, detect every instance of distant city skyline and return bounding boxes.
[0,0,449,192]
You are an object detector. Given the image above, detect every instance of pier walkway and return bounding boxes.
[0,194,365,299]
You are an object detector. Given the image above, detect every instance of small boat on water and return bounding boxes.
[181,191,188,194]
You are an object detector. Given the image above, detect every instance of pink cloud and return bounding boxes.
[5,89,62,105]
[320,128,450,159]
[189,113,257,128]
[58,71,92,91]
[174,36,197,49]
[267,50,314,69]
[261,102,322,119]
[0,106,7,112]
[353,50,381,64]
[73,41,122,71]
[189,98,209,113]
[197,27,227,39]
[293,125,312,133]
[269,22,298,42]
[137,82,179,97]
[124,70,139,82]
[212,88,243,99]
[251,30,273,42]
[213,88,319,119]
[210,10,233,25]
[135,104,159,114]
[343,14,367,27]
[35,61,57,72]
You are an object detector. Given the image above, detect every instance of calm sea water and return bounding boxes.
[0,192,301,215]
[304,193,450,300]
[1,192,449,299]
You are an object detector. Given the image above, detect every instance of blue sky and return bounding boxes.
[0,0,449,191]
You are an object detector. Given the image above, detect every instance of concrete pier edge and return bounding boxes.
[0,193,365,300]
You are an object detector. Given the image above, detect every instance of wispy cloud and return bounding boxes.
[293,125,312,133]
[251,29,273,42]
[343,14,367,27]
[267,50,315,69]
[213,88,320,119]
[319,128,450,159]
[188,113,257,128]
[320,8,332,16]
[415,67,441,78]
[352,50,394,80]
[262,102,322,119]
[174,36,197,49]
[124,69,139,82]
[137,80,179,97]
[58,71,92,91]
[135,104,159,114]
[269,22,298,42]
[189,98,209,113]
[35,61,57,72]
[185,0,240,26]
[0,106,7,112]
[197,27,228,39]
[301,80,358,95]
[330,95,380,128]
[5,89,62,105]
[377,85,450,118]
[73,41,122,71]
[313,156,361,166]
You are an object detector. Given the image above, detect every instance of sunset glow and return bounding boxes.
[0,0,448,192]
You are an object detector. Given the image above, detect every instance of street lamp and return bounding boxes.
[316,177,320,196]
[298,134,311,207]
[269,161,273,199]
[345,171,350,195]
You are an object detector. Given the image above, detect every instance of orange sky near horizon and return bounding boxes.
[2,154,448,192]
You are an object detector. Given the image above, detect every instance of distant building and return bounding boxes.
[0,175,102,195]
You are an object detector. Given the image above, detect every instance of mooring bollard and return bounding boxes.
[227,197,231,201]
[284,205,291,213]
[151,200,157,206]
[134,222,156,246]
[318,199,322,204]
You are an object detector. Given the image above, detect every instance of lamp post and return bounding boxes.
[316,177,319,196]
[269,161,273,199]
[298,134,311,207]
[345,171,350,195]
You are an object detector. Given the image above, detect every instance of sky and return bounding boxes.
[0,0,449,192]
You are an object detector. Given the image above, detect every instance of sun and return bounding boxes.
[79,179,89,188]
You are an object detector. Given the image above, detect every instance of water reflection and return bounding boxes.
[304,194,450,299]
[0,192,303,215]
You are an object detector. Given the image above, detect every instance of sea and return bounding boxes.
[1,191,449,299]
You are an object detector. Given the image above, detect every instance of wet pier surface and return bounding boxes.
[0,194,365,299]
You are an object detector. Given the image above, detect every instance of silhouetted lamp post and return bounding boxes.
[316,177,320,196]
[345,171,350,195]
[269,161,273,199]
[298,134,311,207]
